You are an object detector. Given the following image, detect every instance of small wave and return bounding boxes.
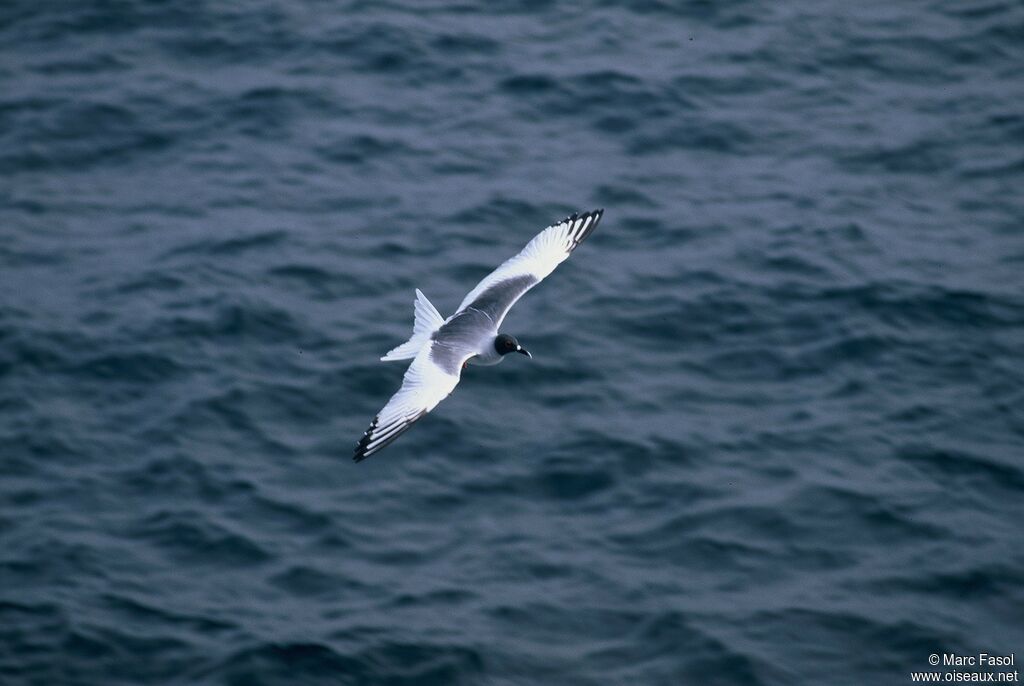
[838,140,953,175]
[316,133,425,166]
[896,444,1024,493]
[267,566,351,598]
[162,230,289,259]
[206,641,484,686]
[101,592,236,634]
[0,100,173,173]
[746,608,947,684]
[131,510,272,567]
[69,351,182,383]
[148,302,303,343]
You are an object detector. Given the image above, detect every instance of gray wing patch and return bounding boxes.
[464,274,538,323]
[429,276,538,374]
[428,339,468,376]
[429,309,494,375]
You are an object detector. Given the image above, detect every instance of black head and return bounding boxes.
[494,333,532,358]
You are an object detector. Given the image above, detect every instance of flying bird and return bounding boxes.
[353,209,604,462]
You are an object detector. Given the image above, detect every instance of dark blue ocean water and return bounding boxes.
[2,2,1024,684]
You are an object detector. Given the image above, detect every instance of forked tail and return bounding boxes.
[380,289,445,361]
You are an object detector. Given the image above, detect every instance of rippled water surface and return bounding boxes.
[3,1,1024,684]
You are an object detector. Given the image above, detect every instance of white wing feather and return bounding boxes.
[354,345,464,461]
[455,209,603,323]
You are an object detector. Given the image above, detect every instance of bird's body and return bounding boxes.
[354,209,604,462]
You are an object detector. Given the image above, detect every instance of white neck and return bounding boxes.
[469,339,504,366]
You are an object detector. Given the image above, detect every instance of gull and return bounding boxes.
[354,209,604,462]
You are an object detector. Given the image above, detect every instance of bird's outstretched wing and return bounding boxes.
[455,209,603,328]
[353,344,467,462]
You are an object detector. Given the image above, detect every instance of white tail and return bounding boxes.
[381,289,445,361]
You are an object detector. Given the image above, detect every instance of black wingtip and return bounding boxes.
[559,208,603,224]
[561,208,603,249]
[353,410,428,463]
[353,416,379,463]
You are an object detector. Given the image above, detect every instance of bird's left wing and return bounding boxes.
[353,344,466,462]
[455,209,603,328]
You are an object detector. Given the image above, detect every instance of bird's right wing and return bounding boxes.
[353,344,466,462]
[455,209,603,327]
